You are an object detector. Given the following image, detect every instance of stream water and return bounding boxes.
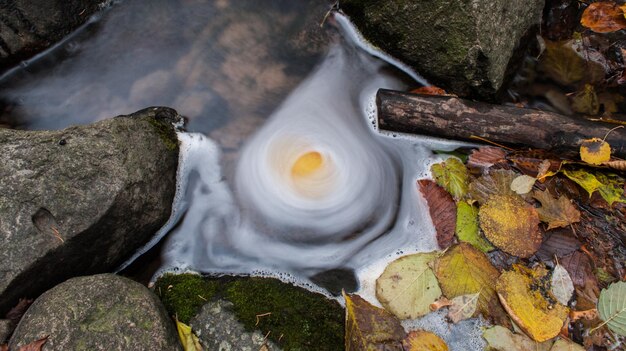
[0,1,486,349]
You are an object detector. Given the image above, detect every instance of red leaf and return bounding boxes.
[467,147,507,171]
[536,229,581,261]
[410,86,448,96]
[418,179,456,249]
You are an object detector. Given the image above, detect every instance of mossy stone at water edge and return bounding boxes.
[0,107,180,316]
[154,274,345,351]
[8,274,181,350]
[340,0,544,99]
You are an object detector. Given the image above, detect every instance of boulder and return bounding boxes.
[340,0,545,99]
[8,274,181,350]
[0,107,180,315]
[0,0,107,72]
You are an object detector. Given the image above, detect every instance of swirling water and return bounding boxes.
[0,2,485,349]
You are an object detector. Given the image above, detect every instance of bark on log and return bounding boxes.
[377,89,626,159]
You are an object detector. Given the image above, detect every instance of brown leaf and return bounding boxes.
[344,293,405,351]
[479,194,542,258]
[560,251,599,293]
[402,330,448,351]
[581,1,626,33]
[508,151,562,178]
[532,190,581,230]
[467,147,507,170]
[603,160,626,171]
[0,345,7,351]
[536,230,581,261]
[418,179,456,249]
[468,169,517,204]
[17,336,48,351]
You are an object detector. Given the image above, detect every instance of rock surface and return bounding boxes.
[0,319,10,344]
[340,0,545,99]
[0,0,107,72]
[190,300,280,351]
[8,274,181,351]
[0,107,180,315]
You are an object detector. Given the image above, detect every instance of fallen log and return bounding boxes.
[376,89,626,159]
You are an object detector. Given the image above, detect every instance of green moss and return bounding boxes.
[224,278,344,351]
[153,273,218,324]
[147,118,178,151]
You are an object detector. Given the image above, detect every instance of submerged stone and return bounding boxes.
[154,274,345,351]
[340,0,545,99]
[8,274,181,350]
[0,107,180,315]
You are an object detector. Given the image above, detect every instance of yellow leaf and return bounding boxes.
[433,243,509,327]
[479,194,542,258]
[549,338,585,351]
[176,319,203,351]
[431,157,469,200]
[375,253,442,319]
[343,292,405,351]
[292,151,323,177]
[483,326,553,351]
[402,330,448,351]
[532,190,581,230]
[496,265,569,342]
[580,137,611,165]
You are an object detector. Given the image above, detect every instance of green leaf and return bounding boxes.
[563,169,626,205]
[562,169,603,197]
[431,157,469,200]
[455,201,494,253]
[597,281,626,336]
[344,293,405,351]
[376,253,442,319]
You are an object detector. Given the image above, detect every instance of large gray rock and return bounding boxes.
[0,107,180,315]
[8,274,181,351]
[0,0,107,72]
[340,0,545,99]
[190,300,280,351]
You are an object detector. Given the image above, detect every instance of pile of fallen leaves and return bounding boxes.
[509,0,626,119]
[344,138,626,350]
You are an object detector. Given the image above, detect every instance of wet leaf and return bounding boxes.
[455,201,494,253]
[483,325,553,351]
[539,39,585,85]
[17,336,49,351]
[581,1,626,33]
[375,253,442,319]
[561,251,599,289]
[468,169,517,204]
[467,146,507,170]
[418,180,456,249]
[479,194,541,258]
[410,86,448,96]
[344,292,405,351]
[176,319,203,351]
[580,137,611,165]
[549,338,585,351]
[536,230,581,261]
[430,157,468,200]
[532,190,581,230]
[571,84,599,115]
[402,330,448,351]
[597,281,626,336]
[511,175,536,195]
[446,293,479,323]
[433,243,509,326]
[562,169,603,197]
[496,266,569,342]
[561,169,626,205]
[551,264,575,306]
[604,160,626,171]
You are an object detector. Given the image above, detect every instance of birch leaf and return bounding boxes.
[447,293,479,323]
[483,325,553,351]
[455,201,494,253]
[580,137,611,165]
[551,264,575,306]
[597,281,626,336]
[376,253,442,319]
[532,190,581,230]
[431,157,468,200]
[549,338,585,351]
[479,194,541,258]
[344,292,405,351]
[511,175,536,195]
[176,319,203,351]
[433,243,509,326]
[402,330,448,351]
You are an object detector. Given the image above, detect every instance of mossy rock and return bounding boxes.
[153,274,345,351]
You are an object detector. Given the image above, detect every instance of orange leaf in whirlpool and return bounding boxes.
[291,151,323,177]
